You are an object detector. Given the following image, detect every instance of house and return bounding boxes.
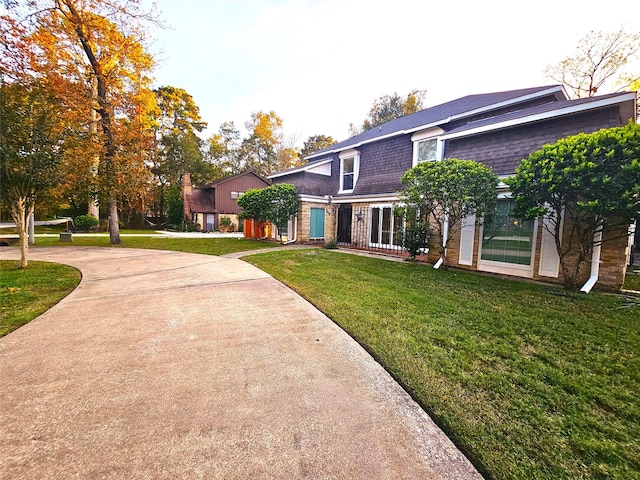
[181,171,270,231]
[269,85,637,291]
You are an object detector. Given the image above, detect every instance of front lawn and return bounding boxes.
[32,235,276,255]
[0,261,80,337]
[246,250,640,480]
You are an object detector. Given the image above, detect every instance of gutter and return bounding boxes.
[433,215,449,269]
[283,216,298,244]
[580,223,603,294]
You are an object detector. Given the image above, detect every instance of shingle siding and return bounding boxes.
[272,169,334,196]
[352,136,413,196]
[445,107,623,175]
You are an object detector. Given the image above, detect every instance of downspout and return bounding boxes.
[580,222,603,294]
[433,215,448,269]
[433,141,446,269]
[283,216,297,244]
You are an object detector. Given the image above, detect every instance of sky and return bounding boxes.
[146,0,639,146]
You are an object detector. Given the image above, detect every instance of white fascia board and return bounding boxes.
[440,93,636,140]
[331,194,400,204]
[299,194,330,203]
[269,158,333,179]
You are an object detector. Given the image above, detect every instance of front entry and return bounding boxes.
[337,204,352,243]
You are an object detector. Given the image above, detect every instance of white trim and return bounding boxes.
[538,209,563,278]
[459,213,476,265]
[298,194,330,203]
[268,158,333,179]
[410,127,445,142]
[440,93,637,140]
[331,194,400,204]
[339,151,360,194]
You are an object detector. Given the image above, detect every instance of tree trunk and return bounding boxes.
[88,83,100,219]
[10,197,32,268]
[109,198,121,244]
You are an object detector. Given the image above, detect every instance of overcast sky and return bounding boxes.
[147,0,638,145]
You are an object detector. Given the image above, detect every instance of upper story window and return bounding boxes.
[339,149,360,193]
[416,139,437,163]
[411,127,444,167]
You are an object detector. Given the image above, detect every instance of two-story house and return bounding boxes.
[269,85,637,291]
[182,171,270,231]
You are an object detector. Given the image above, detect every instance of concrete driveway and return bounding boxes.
[0,247,482,479]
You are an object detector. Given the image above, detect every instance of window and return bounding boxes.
[230,191,240,199]
[478,198,537,277]
[339,149,360,193]
[416,138,437,163]
[370,205,403,247]
[310,208,325,239]
[411,128,444,166]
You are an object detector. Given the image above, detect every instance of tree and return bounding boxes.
[240,111,284,177]
[507,123,640,290]
[0,80,67,267]
[300,134,336,158]
[12,0,159,244]
[399,159,499,268]
[350,88,427,136]
[237,184,300,242]
[206,121,243,175]
[544,27,640,98]
[151,86,216,221]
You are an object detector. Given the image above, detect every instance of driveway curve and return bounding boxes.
[0,247,482,479]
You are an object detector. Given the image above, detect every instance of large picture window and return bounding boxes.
[478,198,536,276]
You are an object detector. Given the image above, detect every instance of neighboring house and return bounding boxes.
[269,85,637,291]
[182,171,270,231]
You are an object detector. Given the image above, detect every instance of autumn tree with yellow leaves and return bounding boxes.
[3,0,159,244]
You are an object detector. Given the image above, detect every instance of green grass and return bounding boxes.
[0,260,81,337]
[624,266,640,291]
[32,235,277,255]
[245,250,640,480]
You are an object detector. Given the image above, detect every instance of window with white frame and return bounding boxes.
[411,128,444,166]
[416,138,437,163]
[339,149,360,193]
[370,205,404,247]
[477,197,537,277]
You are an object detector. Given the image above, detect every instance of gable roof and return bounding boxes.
[305,85,567,160]
[200,171,269,189]
[185,189,215,213]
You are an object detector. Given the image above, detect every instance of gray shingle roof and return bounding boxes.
[306,85,565,159]
[441,92,631,137]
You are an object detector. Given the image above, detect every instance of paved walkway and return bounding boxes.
[0,247,482,479]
